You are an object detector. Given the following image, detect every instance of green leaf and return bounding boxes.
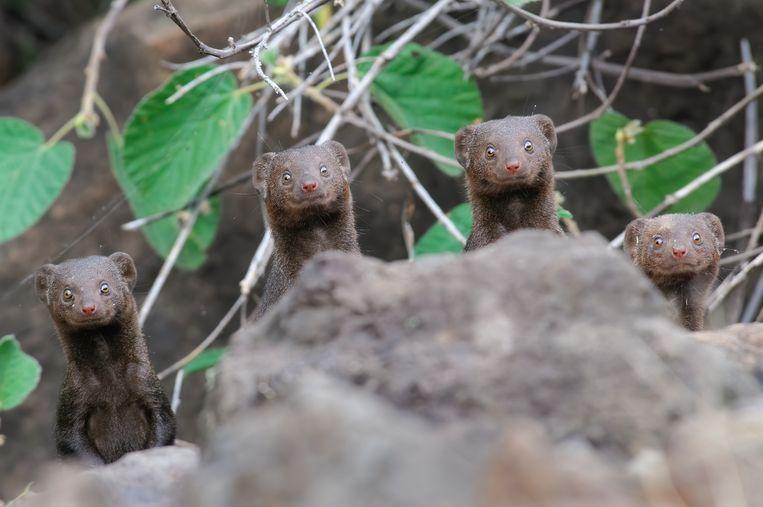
[122,65,252,216]
[183,347,225,375]
[109,136,221,270]
[590,112,720,214]
[414,203,472,256]
[557,207,573,219]
[0,118,75,243]
[358,44,483,177]
[0,335,41,411]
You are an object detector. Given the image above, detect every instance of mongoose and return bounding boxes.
[252,141,360,318]
[624,213,725,331]
[35,253,175,464]
[455,114,562,251]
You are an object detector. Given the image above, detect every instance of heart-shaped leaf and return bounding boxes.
[0,335,41,411]
[122,65,252,215]
[0,118,74,243]
[590,112,720,214]
[358,44,483,177]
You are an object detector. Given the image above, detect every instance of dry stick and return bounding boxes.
[558,82,763,179]
[741,38,760,244]
[738,38,763,324]
[492,0,685,31]
[155,0,330,59]
[483,36,753,88]
[614,127,642,218]
[79,0,128,126]
[610,139,763,249]
[720,246,763,267]
[389,143,467,245]
[138,177,217,327]
[556,0,651,134]
[473,0,547,77]
[492,64,578,82]
[158,294,246,380]
[572,0,603,97]
[708,249,763,313]
[317,0,455,144]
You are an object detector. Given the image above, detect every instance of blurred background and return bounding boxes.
[0,0,761,498]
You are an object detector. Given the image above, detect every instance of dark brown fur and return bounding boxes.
[35,253,175,465]
[624,213,724,331]
[456,114,562,251]
[253,141,360,318]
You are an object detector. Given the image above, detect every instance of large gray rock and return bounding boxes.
[694,323,763,373]
[187,375,642,507]
[212,231,760,455]
[15,445,199,507]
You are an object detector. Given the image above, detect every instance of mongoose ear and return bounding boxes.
[532,114,557,154]
[35,264,57,304]
[623,218,647,259]
[109,252,137,291]
[455,125,476,169]
[699,212,725,253]
[252,152,277,199]
[323,140,351,178]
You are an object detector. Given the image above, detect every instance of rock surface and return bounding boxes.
[14,445,199,507]
[212,231,760,456]
[187,375,643,507]
[694,323,763,373]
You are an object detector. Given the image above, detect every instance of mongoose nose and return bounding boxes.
[672,246,688,259]
[81,305,97,316]
[302,181,318,193]
[505,160,521,173]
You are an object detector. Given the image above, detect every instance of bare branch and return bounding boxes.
[492,0,687,32]
[155,0,331,59]
[558,82,763,179]
[79,0,128,129]
[556,0,652,134]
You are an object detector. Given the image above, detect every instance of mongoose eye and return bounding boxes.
[281,172,292,184]
[692,232,702,244]
[486,145,496,159]
[319,165,330,177]
[524,140,534,153]
[100,283,110,295]
[653,235,664,247]
[63,288,74,301]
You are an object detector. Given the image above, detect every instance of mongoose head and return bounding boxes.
[35,253,137,329]
[252,141,352,228]
[624,213,724,278]
[455,114,557,195]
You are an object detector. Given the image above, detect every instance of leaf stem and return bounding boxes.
[43,116,79,149]
[94,93,122,146]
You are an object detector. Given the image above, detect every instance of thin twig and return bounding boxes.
[492,0,686,31]
[317,0,455,144]
[556,0,652,134]
[558,82,763,179]
[572,0,603,97]
[708,249,763,312]
[79,0,128,128]
[158,295,246,380]
[154,0,330,59]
